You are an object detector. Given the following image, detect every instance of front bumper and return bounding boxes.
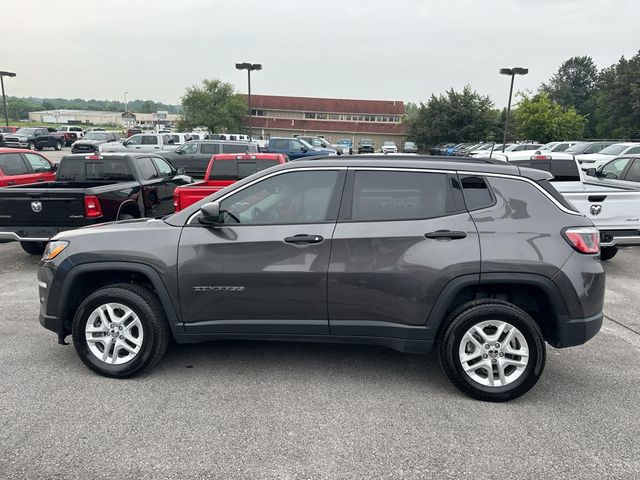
[548,312,603,348]
[4,141,29,148]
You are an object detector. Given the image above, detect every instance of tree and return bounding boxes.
[139,100,158,113]
[407,85,498,148]
[514,92,585,143]
[6,97,40,120]
[592,51,640,139]
[178,79,247,133]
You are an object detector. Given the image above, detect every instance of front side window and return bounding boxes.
[152,157,174,176]
[179,142,198,154]
[219,170,339,225]
[626,147,640,154]
[625,159,640,183]
[137,157,158,181]
[126,135,143,146]
[348,171,458,222]
[24,153,52,173]
[0,153,29,175]
[601,157,632,179]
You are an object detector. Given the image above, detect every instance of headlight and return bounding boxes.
[42,240,69,261]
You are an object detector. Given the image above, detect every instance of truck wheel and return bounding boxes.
[20,241,46,255]
[28,142,36,151]
[118,213,136,221]
[439,300,546,402]
[54,141,62,151]
[72,284,170,378]
[600,247,618,261]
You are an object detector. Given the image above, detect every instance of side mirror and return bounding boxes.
[51,164,58,172]
[176,167,186,175]
[199,202,222,226]
[301,146,308,153]
[176,149,184,155]
[122,140,128,146]
[586,168,597,177]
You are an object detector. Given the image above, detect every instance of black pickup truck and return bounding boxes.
[2,127,64,151]
[0,153,192,255]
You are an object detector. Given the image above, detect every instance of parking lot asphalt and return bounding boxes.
[0,242,639,479]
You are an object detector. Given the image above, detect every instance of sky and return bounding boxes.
[2,0,639,108]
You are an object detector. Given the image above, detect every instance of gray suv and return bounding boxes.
[37,156,605,401]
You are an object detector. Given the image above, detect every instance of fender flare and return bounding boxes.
[426,273,569,339]
[57,261,184,335]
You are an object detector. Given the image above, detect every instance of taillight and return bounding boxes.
[531,154,552,160]
[563,227,599,254]
[84,195,103,218]
[173,190,181,212]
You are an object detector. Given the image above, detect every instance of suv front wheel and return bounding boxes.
[440,300,546,402]
[72,284,170,378]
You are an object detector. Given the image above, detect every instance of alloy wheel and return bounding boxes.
[85,303,144,365]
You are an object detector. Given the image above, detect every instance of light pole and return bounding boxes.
[499,67,528,152]
[0,71,17,127]
[124,91,129,113]
[235,62,262,140]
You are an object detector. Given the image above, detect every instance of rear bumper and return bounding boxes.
[600,230,640,247]
[548,312,603,348]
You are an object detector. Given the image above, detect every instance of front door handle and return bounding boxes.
[7,181,16,185]
[425,230,467,240]
[284,234,324,244]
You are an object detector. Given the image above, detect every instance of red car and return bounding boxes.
[173,153,289,211]
[0,148,57,187]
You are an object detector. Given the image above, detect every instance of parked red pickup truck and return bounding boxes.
[173,153,288,211]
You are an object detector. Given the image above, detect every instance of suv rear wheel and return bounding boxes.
[440,300,546,402]
[72,284,170,378]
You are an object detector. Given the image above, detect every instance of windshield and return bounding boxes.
[360,139,373,145]
[599,144,631,155]
[57,159,135,181]
[0,127,14,133]
[84,132,109,141]
[538,142,559,151]
[383,142,395,146]
[566,142,590,153]
[337,139,351,145]
[16,128,37,135]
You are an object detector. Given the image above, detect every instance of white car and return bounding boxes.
[56,125,84,139]
[381,141,398,154]
[469,144,512,157]
[537,141,579,153]
[576,143,640,169]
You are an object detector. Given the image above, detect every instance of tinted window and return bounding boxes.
[141,136,158,145]
[349,171,456,222]
[136,157,158,180]
[0,153,29,175]
[627,147,640,154]
[271,139,289,150]
[57,159,134,181]
[219,170,339,225]
[460,175,494,210]
[511,158,580,182]
[210,159,281,180]
[200,143,219,155]
[23,153,52,173]
[222,144,251,154]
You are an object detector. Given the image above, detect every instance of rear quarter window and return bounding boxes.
[460,175,494,210]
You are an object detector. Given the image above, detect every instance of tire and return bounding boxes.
[20,241,46,255]
[439,300,546,402]
[72,284,170,378]
[600,247,618,261]
[118,213,135,221]
[28,142,36,151]
[54,141,62,151]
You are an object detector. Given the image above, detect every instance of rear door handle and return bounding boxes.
[284,234,324,244]
[425,230,467,240]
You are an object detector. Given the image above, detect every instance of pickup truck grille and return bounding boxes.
[73,145,96,152]
[3,136,20,143]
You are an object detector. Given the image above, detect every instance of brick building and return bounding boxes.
[244,94,406,150]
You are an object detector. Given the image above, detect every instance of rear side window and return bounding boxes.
[460,175,494,210]
[0,153,29,175]
[271,139,289,149]
[222,144,251,154]
[141,136,158,145]
[200,143,220,155]
[536,179,579,212]
[347,171,459,222]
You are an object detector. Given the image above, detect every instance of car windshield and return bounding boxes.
[337,139,351,145]
[538,142,559,151]
[360,140,373,145]
[566,142,591,153]
[405,142,416,147]
[0,127,14,132]
[599,144,632,155]
[384,142,395,146]
[15,128,37,135]
[84,133,109,141]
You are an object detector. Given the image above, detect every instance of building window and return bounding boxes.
[304,112,316,119]
[251,109,266,116]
